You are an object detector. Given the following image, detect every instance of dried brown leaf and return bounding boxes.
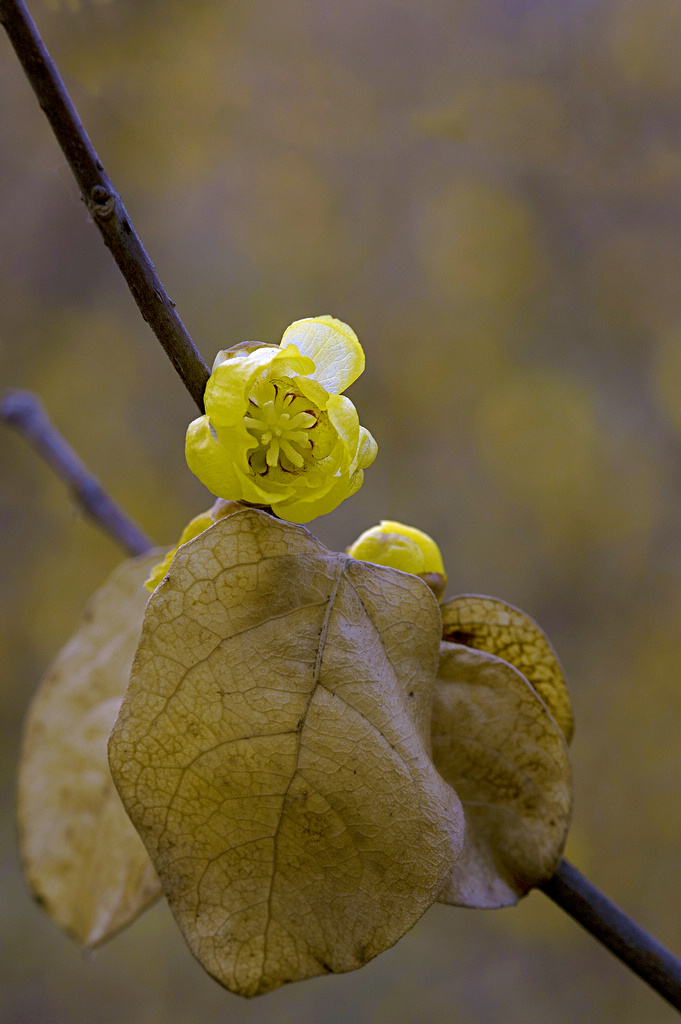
[109,510,463,997]
[432,642,572,908]
[18,554,163,947]
[441,594,574,741]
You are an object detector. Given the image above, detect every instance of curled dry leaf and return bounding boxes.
[18,554,163,947]
[432,642,572,908]
[440,595,574,742]
[109,510,463,997]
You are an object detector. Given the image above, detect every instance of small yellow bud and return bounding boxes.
[347,520,447,599]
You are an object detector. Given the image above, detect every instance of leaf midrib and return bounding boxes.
[260,553,346,978]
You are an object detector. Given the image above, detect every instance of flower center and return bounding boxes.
[244,381,317,474]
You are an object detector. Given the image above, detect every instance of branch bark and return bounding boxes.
[540,859,681,1012]
[0,0,209,412]
[1,390,153,557]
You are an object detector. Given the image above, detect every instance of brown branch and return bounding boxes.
[0,0,210,412]
[1,390,153,557]
[540,859,681,1013]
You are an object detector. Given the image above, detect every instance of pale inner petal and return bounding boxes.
[281,316,365,394]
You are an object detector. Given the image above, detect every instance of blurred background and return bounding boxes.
[2,0,681,1020]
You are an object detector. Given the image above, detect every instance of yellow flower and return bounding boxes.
[185,316,377,524]
[144,499,242,592]
[347,520,447,600]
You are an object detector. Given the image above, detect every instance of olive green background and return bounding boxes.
[2,0,681,1021]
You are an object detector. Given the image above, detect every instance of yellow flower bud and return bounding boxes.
[347,520,447,599]
[185,316,377,524]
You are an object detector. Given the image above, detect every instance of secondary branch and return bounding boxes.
[540,859,681,1012]
[1,390,153,557]
[0,0,210,412]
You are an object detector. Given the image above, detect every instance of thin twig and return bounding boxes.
[1,390,153,557]
[540,859,681,1012]
[0,0,210,412]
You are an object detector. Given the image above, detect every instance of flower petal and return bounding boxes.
[212,342,278,372]
[281,316,365,394]
[379,521,446,576]
[277,471,356,523]
[270,344,316,380]
[326,394,360,469]
[276,453,371,522]
[185,416,242,498]
[205,349,278,428]
[206,345,314,428]
[355,426,378,470]
[232,463,296,505]
[347,531,425,576]
[292,374,330,410]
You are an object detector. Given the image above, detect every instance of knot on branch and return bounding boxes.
[88,185,116,221]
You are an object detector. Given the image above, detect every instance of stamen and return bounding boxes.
[244,382,320,475]
[280,440,304,468]
[288,412,316,430]
[244,415,264,430]
[266,438,280,468]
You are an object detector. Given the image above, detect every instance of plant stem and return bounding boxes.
[1,390,153,557]
[0,0,209,412]
[540,859,681,1013]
